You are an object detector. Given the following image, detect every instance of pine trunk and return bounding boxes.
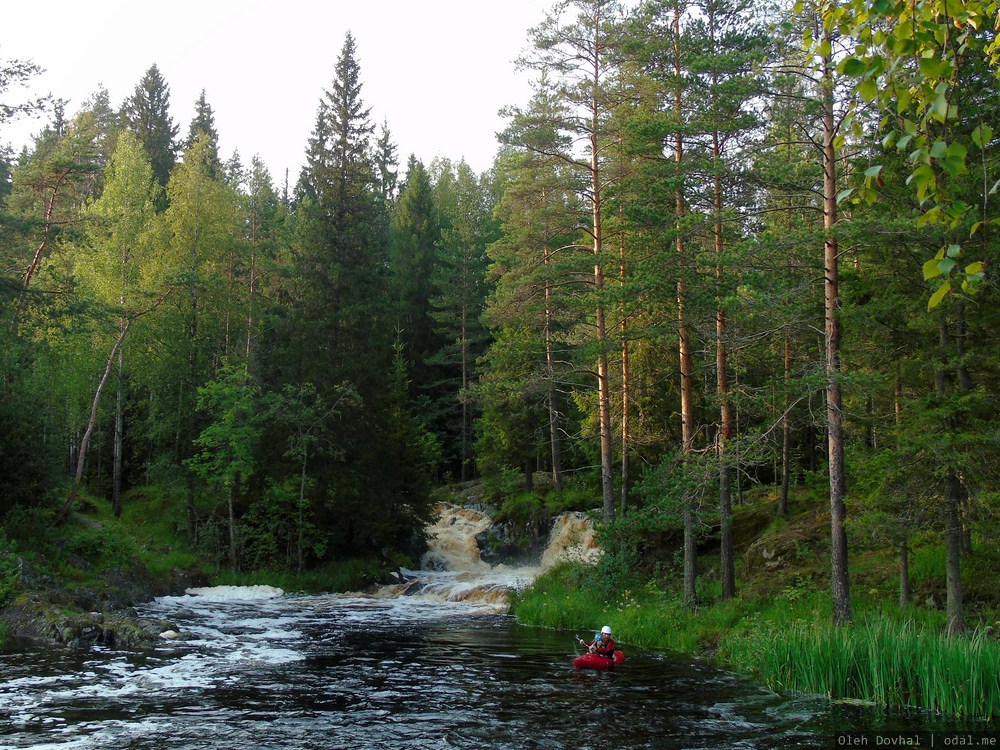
[545,242,564,490]
[590,55,615,524]
[821,33,851,625]
[712,114,735,600]
[899,539,911,608]
[674,4,697,609]
[779,332,792,517]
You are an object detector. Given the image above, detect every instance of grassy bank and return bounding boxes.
[511,564,1000,719]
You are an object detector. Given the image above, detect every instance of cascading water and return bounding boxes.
[377,503,602,609]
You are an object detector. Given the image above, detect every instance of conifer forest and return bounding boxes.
[2,0,999,642]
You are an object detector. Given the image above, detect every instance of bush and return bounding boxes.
[0,533,19,609]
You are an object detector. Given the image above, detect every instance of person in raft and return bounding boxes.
[579,625,616,659]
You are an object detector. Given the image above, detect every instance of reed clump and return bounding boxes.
[720,616,1000,718]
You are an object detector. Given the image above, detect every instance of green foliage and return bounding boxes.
[121,63,178,194]
[186,364,261,492]
[212,557,386,594]
[64,524,137,569]
[0,532,20,610]
[829,0,999,305]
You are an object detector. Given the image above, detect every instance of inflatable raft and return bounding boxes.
[573,650,625,669]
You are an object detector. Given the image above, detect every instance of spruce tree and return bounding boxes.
[389,156,440,382]
[121,64,178,201]
[186,89,221,178]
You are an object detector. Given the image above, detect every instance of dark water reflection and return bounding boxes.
[0,590,993,749]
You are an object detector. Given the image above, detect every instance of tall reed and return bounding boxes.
[719,616,1000,718]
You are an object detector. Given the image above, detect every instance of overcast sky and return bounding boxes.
[2,0,553,181]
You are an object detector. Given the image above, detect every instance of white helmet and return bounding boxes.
[601,625,612,635]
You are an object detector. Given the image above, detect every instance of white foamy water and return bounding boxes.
[178,584,285,600]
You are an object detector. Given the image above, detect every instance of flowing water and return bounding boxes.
[0,506,992,749]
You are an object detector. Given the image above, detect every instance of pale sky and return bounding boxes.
[2,0,553,181]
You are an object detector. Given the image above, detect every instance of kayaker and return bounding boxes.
[578,625,616,659]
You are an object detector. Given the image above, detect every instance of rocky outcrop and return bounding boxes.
[1,556,203,649]
[476,519,547,567]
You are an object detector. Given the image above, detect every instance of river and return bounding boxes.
[0,506,992,748]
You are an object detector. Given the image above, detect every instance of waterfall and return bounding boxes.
[420,503,494,572]
[539,512,603,570]
[376,502,601,609]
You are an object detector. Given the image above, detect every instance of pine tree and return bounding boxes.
[272,32,398,559]
[517,0,627,522]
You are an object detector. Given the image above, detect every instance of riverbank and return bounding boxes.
[505,477,1000,722]
[512,563,1000,718]
[0,490,387,649]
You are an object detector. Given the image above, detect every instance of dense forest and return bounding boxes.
[1,0,998,642]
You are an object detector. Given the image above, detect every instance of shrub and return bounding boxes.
[0,533,19,609]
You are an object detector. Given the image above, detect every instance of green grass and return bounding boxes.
[91,487,205,577]
[211,558,386,594]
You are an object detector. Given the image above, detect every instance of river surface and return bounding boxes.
[0,585,990,750]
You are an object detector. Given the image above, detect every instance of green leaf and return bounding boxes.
[971,221,982,236]
[930,140,948,159]
[937,257,957,277]
[919,57,952,79]
[864,165,883,178]
[858,79,879,102]
[944,142,967,171]
[990,178,1000,196]
[930,91,950,122]
[965,261,984,275]
[836,187,855,204]
[923,258,943,280]
[972,123,993,148]
[840,57,867,76]
[928,280,951,310]
[907,164,935,196]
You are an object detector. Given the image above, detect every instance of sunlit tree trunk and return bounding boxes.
[821,27,852,626]
[670,2,697,609]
